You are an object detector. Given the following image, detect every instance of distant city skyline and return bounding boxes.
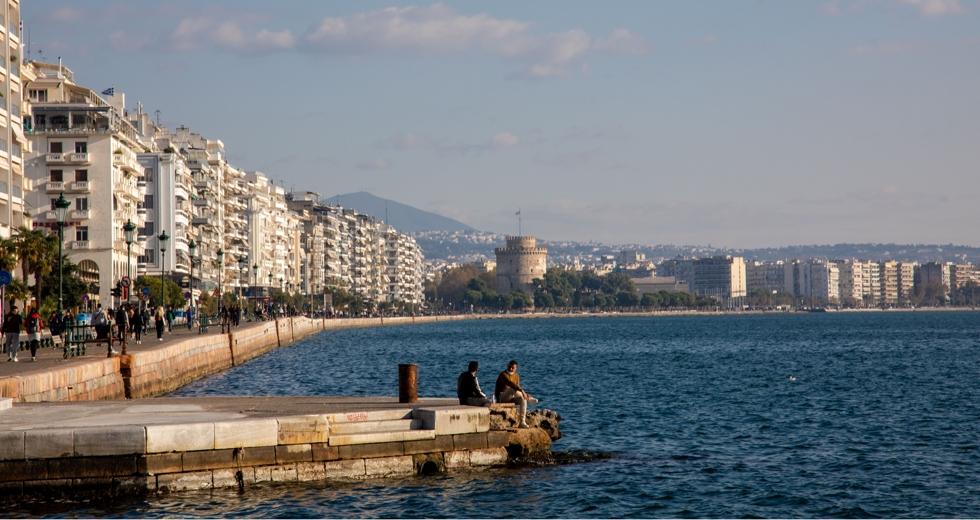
[24,0,980,247]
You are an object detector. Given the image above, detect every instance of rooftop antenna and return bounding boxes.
[516,208,522,236]
[385,201,389,225]
[155,110,161,126]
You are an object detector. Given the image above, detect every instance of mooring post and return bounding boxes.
[398,363,418,403]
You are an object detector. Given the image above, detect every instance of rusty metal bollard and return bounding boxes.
[398,363,418,403]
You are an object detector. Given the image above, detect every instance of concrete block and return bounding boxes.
[47,455,138,479]
[325,409,413,424]
[364,455,414,478]
[146,423,215,453]
[241,446,276,466]
[0,460,48,482]
[211,468,241,489]
[25,429,73,459]
[157,470,213,492]
[444,450,470,469]
[468,447,508,466]
[338,441,405,460]
[0,397,12,411]
[143,453,182,475]
[323,458,366,479]
[329,429,434,446]
[403,435,454,455]
[453,432,489,451]
[269,464,297,482]
[311,443,339,461]
[278,415,329,445]
[415,407,490,435]
[487,431,510,449]
[330,419,414,435]
[275,444,313,464]
[182,449,237,471]
[113,476,151,494]
[74,426,146,456]
[253,466,272,483]
[296,461,326,481]
[214,419,278,449]
[0,430,25,460]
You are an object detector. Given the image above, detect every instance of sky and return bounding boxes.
[22,0,980,247]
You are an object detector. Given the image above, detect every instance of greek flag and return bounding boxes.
[101,87,115,96]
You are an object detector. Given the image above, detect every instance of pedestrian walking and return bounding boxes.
[155,306,166,341]
[3,306,23,362]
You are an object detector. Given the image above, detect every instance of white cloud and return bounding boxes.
[165,4,646,76]
[492,132,520,148]
[900,0,964,16]
[171,17,296,52]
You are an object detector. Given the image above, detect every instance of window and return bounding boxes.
[75,170,88,182]
[75,198,88,211]
[28,89,47,103]
[50,198,58,210]
[50,170,63,182]
[142,221,155,235]
[74,142,87,153]
[145,169,154,183]
[50,142,63,153]
[75,227,89,241]
[144,195,154,209]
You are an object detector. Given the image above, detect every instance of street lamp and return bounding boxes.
[237,255,247,301]
[123,219,137,303]
[252,263,258,288]
[158,231,169,309]
[188,239,197,314]
[54,193,71,314]
[216,248,224,306]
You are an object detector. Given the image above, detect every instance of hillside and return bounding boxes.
[325,192,475,233]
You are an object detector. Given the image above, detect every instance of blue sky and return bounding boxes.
[23,0,980,247]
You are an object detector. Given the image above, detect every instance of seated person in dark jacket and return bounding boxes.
[457,361,490,406]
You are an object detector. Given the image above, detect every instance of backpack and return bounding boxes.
[26,315,39,334]
[93,312,107,326]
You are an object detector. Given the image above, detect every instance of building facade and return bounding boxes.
[690,256,747,307]
[494,236,548,295]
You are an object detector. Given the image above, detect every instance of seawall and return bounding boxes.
[0,315,471,403]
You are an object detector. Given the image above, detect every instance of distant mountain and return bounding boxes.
[325,192,476,233]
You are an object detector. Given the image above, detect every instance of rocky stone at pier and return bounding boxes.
[489,405,562,459]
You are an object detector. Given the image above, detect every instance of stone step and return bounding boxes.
[329,419,418,435]
[325,409,413,424]
[328,429,436,446]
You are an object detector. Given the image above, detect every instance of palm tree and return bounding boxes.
[13,226,59,307]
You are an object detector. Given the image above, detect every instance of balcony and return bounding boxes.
[192,198,210,207]
[68,181,90,193]
[46,180,65,193]
[71,240,90,250]
[45,152,90,164]
[70,209,90,220]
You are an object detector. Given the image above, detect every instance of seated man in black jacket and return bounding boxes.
[457,361,490,406]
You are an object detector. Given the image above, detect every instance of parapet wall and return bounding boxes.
[0,315,475,403]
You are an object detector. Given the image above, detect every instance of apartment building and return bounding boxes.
[690,256,746,307]
[880,260,900,306]
[897,262,915,306]
[746,260,786,294]
[384,227,424,308]
[25,61,149,305]
[1,1,29,239]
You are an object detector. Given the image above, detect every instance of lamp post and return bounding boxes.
[54,193,71,314]
[123,219,136,304]
[157,231,169,309]
[237,255,246,302]
[216,249,224,306]
[188,239,197,315]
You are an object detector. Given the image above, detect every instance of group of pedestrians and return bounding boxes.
[3,305,48,363]
[457,359,539,428]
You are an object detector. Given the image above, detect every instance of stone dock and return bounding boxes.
[0,315,473,403]
[0,396,560,495]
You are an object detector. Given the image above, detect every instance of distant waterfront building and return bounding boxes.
[631,276,689,295]
[746,260,786,294]
[790,260,839,306]
[950,263,978,290]
[690,256,746,307]
[918,262,952,300]
[897,262,916,306]
[495,236,547,294]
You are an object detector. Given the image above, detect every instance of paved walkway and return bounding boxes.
[0,396,459,430]
[0,322,260,379]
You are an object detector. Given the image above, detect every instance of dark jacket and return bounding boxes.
[457,371,484,404]
[2,312,22,333]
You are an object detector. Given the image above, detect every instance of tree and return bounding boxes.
[13,226,58,305]
[135,276,185,308]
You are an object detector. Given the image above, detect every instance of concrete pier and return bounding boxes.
[0,397,519,495]
[0,315,473,403]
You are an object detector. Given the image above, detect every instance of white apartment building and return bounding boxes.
[384,227,424,308]
[1,1,29,239]
[690,256,746,307]
[25,62,148,306]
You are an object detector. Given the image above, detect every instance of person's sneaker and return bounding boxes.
[32,356,36,362]
[519,421,529,428]
[528,396,540,404]
[12,356,17,362]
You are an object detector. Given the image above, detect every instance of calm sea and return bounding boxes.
[13,312,980,518]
